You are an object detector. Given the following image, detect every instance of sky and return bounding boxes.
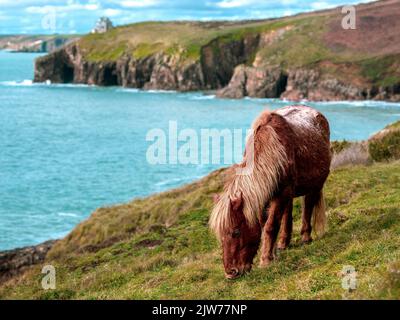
[0,0,373,34]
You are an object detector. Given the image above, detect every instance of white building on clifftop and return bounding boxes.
[91,17,113,34]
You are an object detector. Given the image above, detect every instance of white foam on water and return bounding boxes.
[155,175,204,187]
[0,80,94,88]
[312,100,400,108]
[116,88,140,93]
[0,79,33,86]
[146,89,177,94]
[57,212,79,218]
[189,94,216,100]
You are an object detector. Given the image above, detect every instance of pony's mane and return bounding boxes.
[209,110,288,239]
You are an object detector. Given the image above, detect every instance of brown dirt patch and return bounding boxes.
[323,0,400,56]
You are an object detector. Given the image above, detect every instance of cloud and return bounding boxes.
[120,0,158,8]
[310,1,336,10]
[0,0,375,34]
[26,2,100,15]
[103,8,122,17]
[213,0,255,8]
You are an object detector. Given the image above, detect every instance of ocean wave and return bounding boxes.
[155,177,185,187]
[0,80,98,89]
[57,212,79,218]
[115,88,177,94]
[309,100,400,108]
[0,79,35,86]
[155,175,204,187]
[189,94,216,100]
[115,88,140,93]
[146,89,177,94]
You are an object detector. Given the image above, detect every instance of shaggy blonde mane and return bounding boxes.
[209,110,288,238]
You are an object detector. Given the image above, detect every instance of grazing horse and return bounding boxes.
[209,105,331,279]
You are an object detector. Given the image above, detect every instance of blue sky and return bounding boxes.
[0,0,372,34]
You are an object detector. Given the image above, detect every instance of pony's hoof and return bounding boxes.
[276,243,289,250]
[301,238,313,245]
[259,258,272,268]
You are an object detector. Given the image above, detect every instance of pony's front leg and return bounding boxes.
[259,191,291,268]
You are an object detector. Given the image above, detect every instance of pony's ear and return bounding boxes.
[229,192,243,211]
[212,193,221,204]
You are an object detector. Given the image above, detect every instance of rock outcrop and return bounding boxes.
[34,40,400,102]
[0,240,56,284]
[33,0,400,102]
[216,65,288,99]
[216,66,400,101]
[34,34,261,92]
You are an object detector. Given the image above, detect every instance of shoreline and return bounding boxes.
[0,240,56,283]
[3,76,400,105]
[1,117,400,262]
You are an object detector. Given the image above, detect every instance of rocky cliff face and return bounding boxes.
[281,69,400,102]
[34,39,400,102]
[33,0,400,102]
[216,65,288,99]
[35,36,400,102]
[216,64,400,101]
[0,240,56,284]
[34,34,262,92]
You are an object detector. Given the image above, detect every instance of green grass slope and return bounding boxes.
[1,157,399,299]
[79,19,294,62]
[75,0,400,88]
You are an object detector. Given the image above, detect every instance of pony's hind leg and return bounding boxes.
[277,199,293,250]
[301,190,322,244]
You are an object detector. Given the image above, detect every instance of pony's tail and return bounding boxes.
[312,190,327,238]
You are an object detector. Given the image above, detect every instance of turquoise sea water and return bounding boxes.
[1,50,400,250]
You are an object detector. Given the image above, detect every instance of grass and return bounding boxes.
[1,122,400,299]
[360,55,400,87]
[1,152,399,299]
[78,20,288,62]
[73,10,400,89]
[369,121,400,162]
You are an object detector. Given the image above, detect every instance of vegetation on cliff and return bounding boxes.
[34,0,400,101]
[1,121,399,299]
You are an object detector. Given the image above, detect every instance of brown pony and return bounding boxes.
[209,105,331,279]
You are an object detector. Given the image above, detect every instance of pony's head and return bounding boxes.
[210,191,262,279]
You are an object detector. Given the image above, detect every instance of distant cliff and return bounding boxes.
[0,35,79,53]
[34,0,400,101]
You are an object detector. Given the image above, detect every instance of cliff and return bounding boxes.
[34,0,400,101]
[0,241,56,283]
[0,35,79,53]
[1,121,399,299]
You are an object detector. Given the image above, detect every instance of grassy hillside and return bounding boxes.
[1,121,400,300]
[75,0,400,88]
[79,19,293,62]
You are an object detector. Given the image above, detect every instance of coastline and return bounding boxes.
[0,240,56,283]
[1,118,399,286]
[33,1,400,102]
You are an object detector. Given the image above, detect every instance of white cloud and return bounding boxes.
[283,10,293,16]
[26,2,100,15]
[310,1,335,10]
[103,8,122,17]
[214,0,255,9]
[120,0,158,8]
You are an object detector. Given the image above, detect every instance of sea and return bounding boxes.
[1,50,399,250]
